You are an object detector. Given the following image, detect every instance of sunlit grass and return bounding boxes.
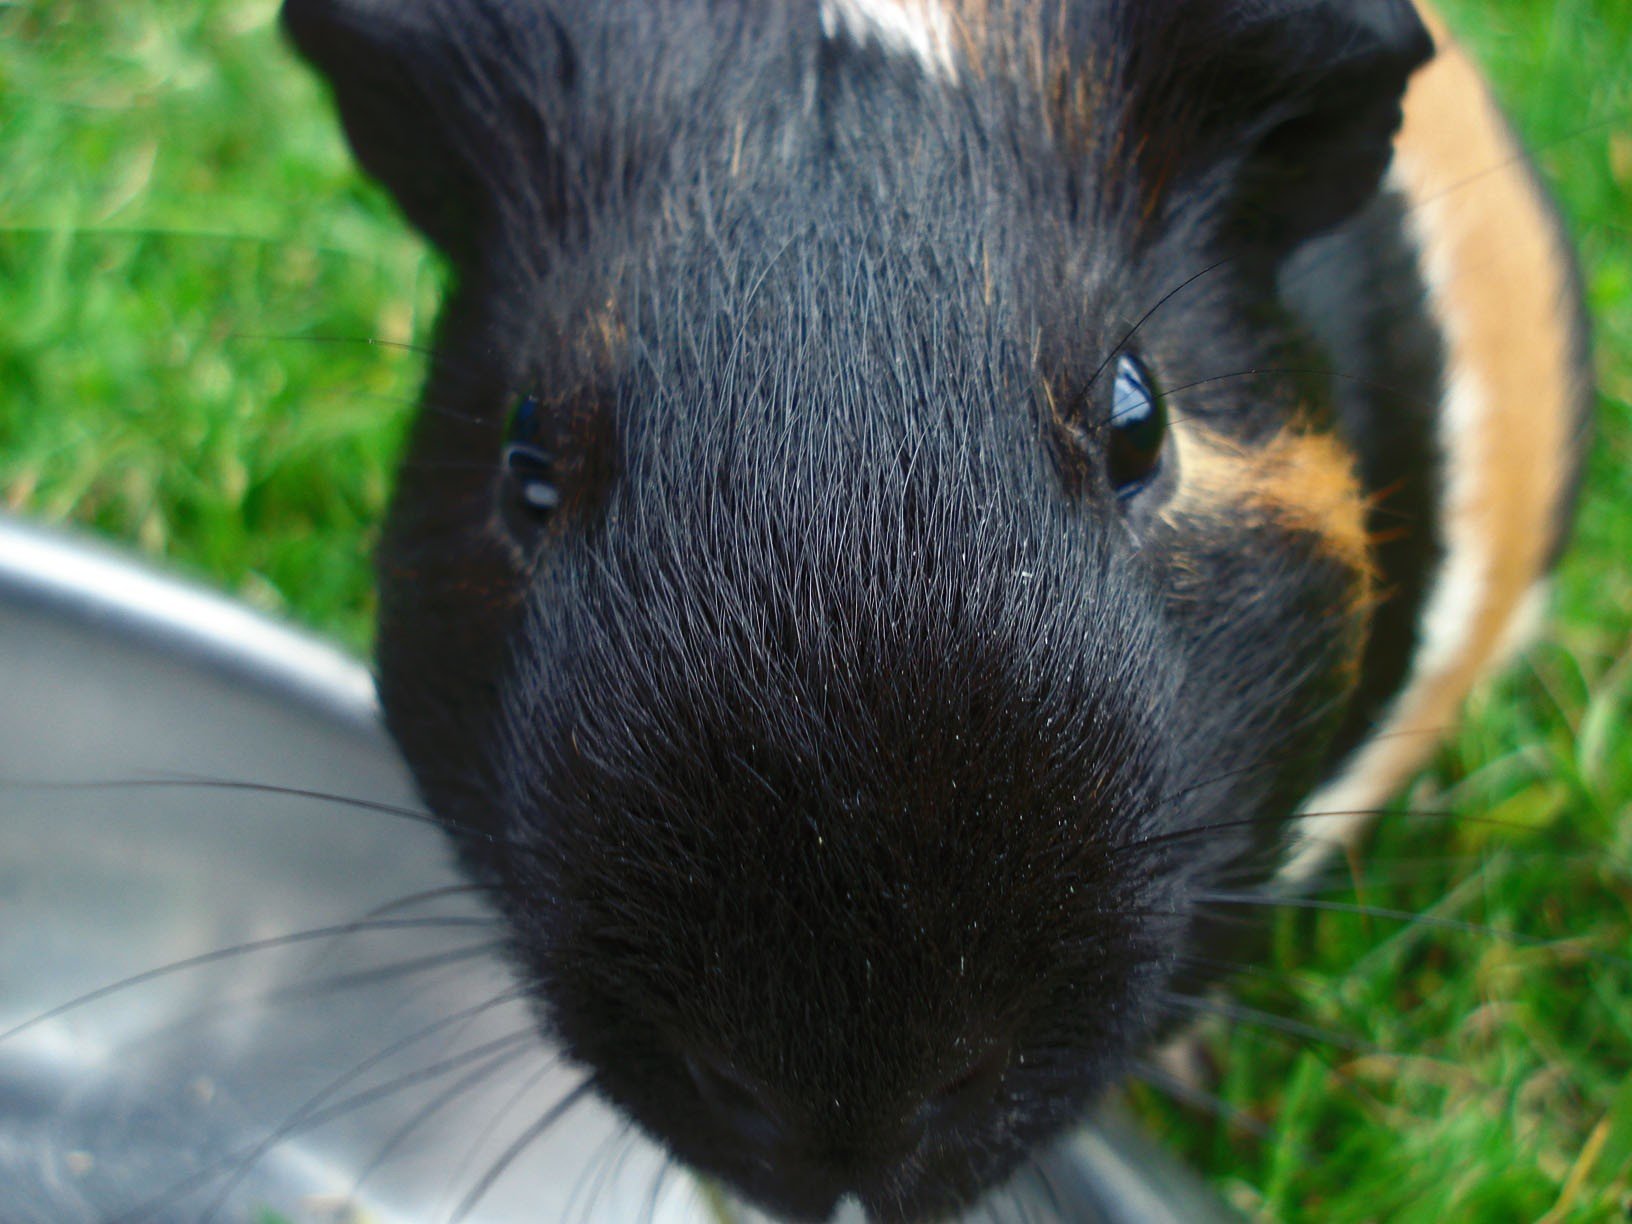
[0,0,432,648]
[2,0,1627,1219]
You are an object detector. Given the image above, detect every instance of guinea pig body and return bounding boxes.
[282,1,1591,1219]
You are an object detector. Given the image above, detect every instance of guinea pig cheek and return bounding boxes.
[1163,420,1379,648]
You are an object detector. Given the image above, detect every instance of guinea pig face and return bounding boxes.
[286,0,1430,1218]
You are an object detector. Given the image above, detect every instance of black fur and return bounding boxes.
[285,1,1431,1218]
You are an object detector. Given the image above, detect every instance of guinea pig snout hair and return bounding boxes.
[482,348,1196,1209]
[482,245,1163,926]
[495,286,1182,886]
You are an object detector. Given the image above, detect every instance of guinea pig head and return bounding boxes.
[285,0,1429,1218]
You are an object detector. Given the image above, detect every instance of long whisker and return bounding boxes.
[302,882,494,978]
[640,1155,677,1224]
[448,1080,595,1224]
[1107,722,1457,849]
[115,941,507,1061]
[1078,108,1626,387]
[1104,797,1541,869]
[354,882,494,919]
[567,1129,623,1224]
[0,916,498,1047]
[229,332,437,359]
[1409,109,1631,214]
[1211,847,1593,896]
[1070,111,1618,378]
[1157,990,1372,1055]
[194,988,531,1218]
[119,1027,538,1224]
[436,1048,572,1216]
[1021,1149,1068,1223]
[1,774,550,861]
[1126,1056,1269,1139]
[1195,891,1632,972]
[1163,365,1440,416]
[572,1123,637,1224]
[1109,751,1296,841]
[3,775,452,837]
[1085,259,1233,393]
[248,941,506,1007]
[353,1044,549,1198]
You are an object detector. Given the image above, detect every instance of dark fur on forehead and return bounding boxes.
[286,0,1430,273]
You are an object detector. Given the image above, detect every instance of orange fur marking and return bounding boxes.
[1168,421,1376,589]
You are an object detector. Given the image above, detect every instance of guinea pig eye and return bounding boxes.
[503,393,562,520]
[1107,353,1168,499]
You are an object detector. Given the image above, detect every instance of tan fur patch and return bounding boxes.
[1167,421,1376,589]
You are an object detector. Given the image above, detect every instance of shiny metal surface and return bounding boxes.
[0,517,1236,1223]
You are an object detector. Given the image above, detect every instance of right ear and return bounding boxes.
[1069,0,1434,257]
[282,0,579,266]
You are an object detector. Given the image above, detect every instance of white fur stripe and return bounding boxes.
[819,0,958,77]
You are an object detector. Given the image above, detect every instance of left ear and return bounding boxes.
[1115,0,1434,253]
[282,0,581,269]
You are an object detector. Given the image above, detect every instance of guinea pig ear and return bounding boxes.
[281,0,577,266]
[1116,0,1433,254]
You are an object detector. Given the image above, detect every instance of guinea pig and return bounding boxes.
[280,0,1593,1219]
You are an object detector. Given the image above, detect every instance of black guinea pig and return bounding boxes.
[282,0,1592,1219]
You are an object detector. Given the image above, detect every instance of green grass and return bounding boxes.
[2,1,1628,1220]
[0,1,432,648]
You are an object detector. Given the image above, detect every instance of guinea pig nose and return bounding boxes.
[684,1051,792,1153]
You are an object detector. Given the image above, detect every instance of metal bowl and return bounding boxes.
[0,517,1236,1223]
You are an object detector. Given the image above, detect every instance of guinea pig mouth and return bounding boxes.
[663,1097,1039,1224]
[707,1150,1012,1224]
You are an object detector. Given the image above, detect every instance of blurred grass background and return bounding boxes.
[1,0,1628,1220]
